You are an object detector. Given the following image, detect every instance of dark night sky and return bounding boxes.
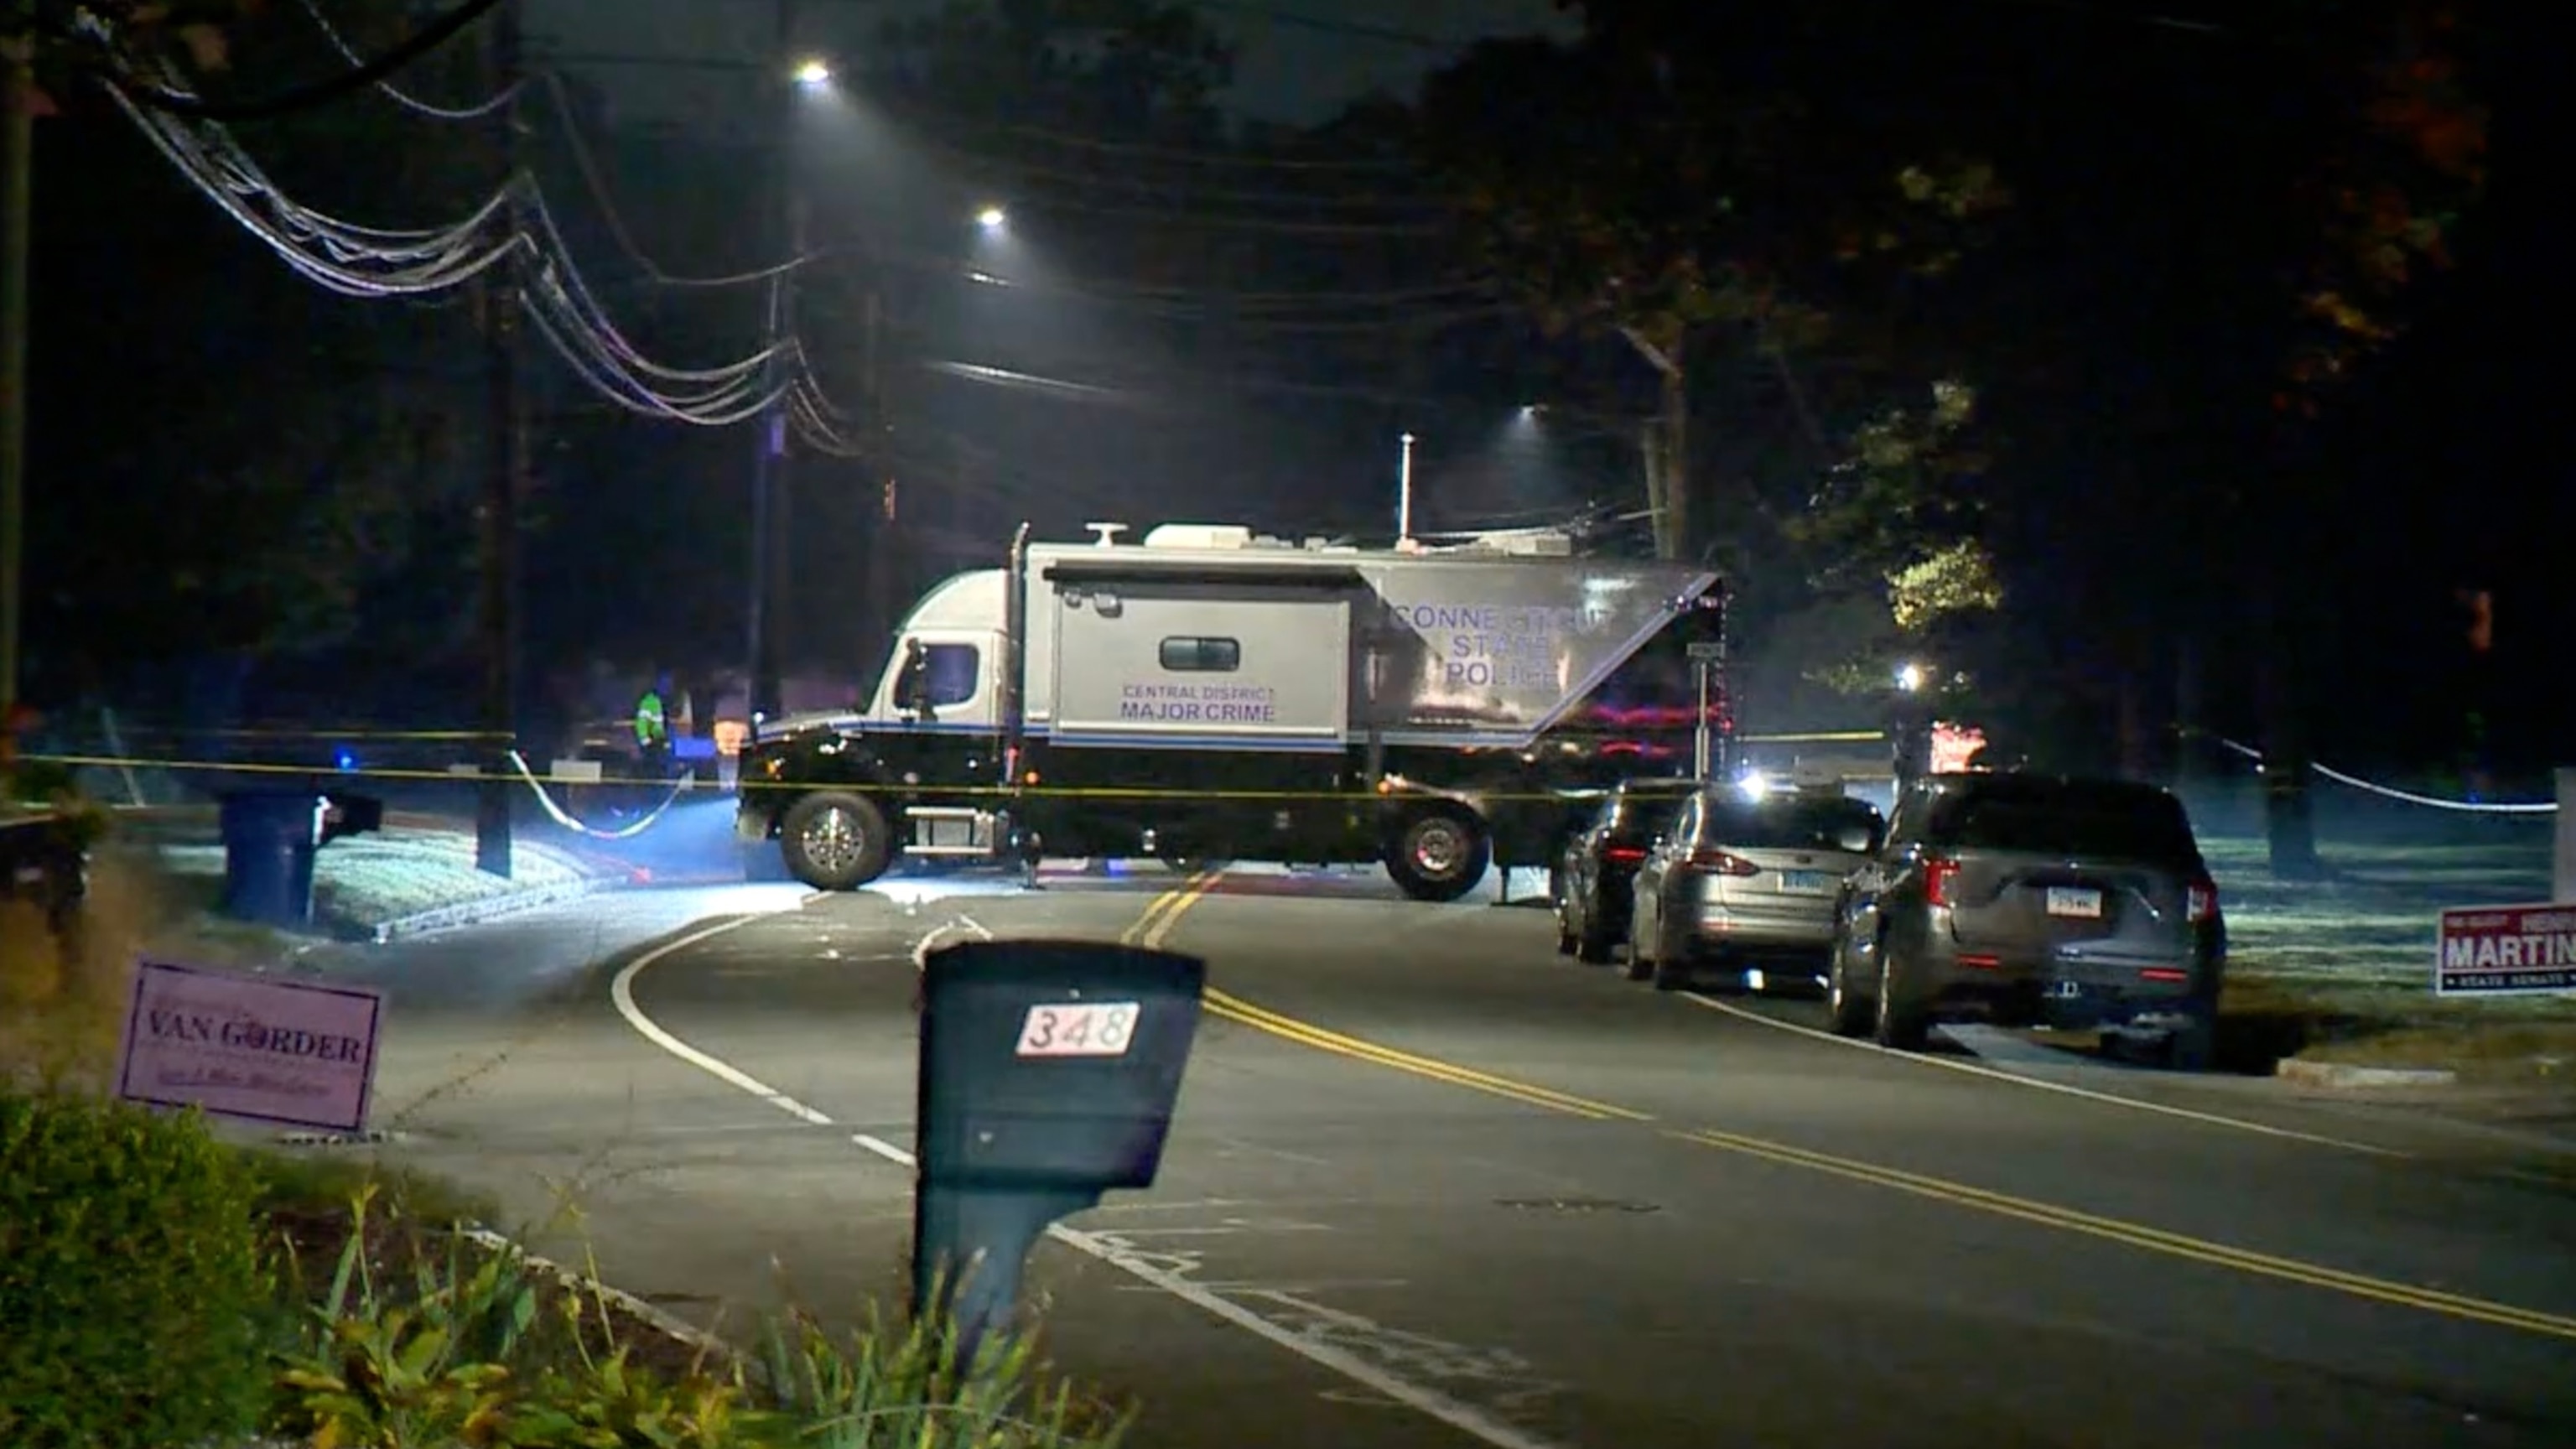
[19,0,2564,766]
[529,0,1573,128]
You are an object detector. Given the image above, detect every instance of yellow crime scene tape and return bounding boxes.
[93,726,512,742]
[24,745,1897,804]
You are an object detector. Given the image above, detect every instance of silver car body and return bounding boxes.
[1628,787,1886,991]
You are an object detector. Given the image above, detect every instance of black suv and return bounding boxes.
[1552,776,1701,964]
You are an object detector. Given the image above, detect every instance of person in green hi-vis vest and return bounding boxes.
[633,673,672,783]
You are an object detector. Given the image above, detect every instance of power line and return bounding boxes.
[101,46,811,430]
[1180,1,1461,49]
[60,0,516,122]
[293,0,526,122]
[865,91,1422,174]
[534,70,832,288]
[527,70,1478,307]
[877,115,1447,214]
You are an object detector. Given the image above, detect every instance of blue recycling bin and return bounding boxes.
[216,789,382,929]
[219,791,329,928]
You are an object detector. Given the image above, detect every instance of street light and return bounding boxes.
[1895,662,1926,693]
[975,204,1008,232]
[792,58,832,88]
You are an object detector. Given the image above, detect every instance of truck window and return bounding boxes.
[1159,636,1242,673]
[918,643,979,707]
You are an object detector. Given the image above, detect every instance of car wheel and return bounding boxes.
[1623,906,1654,982]
[2162,1015,2216,1073]
[1826,944,1872,1037]
[1872,937,1930,1052]
[1572,891,1613,963]
[1650,948,1690,993]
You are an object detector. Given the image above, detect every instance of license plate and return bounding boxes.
[2044,886,2105,919]
[1779,870,1831,893]
[2045,980,2087,1000]
[1015,1001,1143,1058]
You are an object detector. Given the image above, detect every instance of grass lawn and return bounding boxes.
[2201,834,2576,1078]
[145,825,593,937]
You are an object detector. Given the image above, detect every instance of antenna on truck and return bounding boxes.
[1083,522,1129,548]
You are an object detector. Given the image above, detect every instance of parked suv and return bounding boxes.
[1554,777,1701,963]
[1624,786,1887,992]
[1826,773,2225,1068]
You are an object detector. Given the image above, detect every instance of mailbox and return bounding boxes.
[912,937,1207,1362]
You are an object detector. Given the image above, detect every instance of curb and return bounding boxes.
[459,1225,750,1374]
[2277,1058,2460,1088]
[368,874,619,943]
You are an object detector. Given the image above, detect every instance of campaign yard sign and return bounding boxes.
[2435,904,2576,997]
[115,959,385,1134]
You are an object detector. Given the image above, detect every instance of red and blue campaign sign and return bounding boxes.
[2435,903,2576,996]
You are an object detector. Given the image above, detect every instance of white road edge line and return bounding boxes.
[610,909,1569,1449]
[910,916,996,973]
[1676,992,2407,1158]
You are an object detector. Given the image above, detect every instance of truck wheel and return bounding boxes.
[1384,810,1490,903]
[779,791,893,892]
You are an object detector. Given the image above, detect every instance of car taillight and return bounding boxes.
[2187,876,2218,924]
[1924,856,1961,908]
[1602,843,1648,866]
[1689,848,1759,876]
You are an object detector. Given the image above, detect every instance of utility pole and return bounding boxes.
[473,0,527,878]
[747,0,804,722]
[862,288,896,667]
[0,32,36,728]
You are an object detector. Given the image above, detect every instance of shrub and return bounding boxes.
[759,1282,1135,1448]
[264,1187,1135,1448]
[0,1088,273,1449]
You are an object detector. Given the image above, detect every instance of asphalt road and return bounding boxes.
[345,866,2576,1449]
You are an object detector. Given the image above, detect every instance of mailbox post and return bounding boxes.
[912,937,1207,1363]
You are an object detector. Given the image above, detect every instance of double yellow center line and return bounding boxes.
[1125,872,1643,1121]
[1120,872,2576,1345]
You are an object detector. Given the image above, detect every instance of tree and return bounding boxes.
[21,0,502,708]
[865,0,1233,145]
[1783,376,2000,692]
[2243,1,2490,877]
[1415,5,2008,562]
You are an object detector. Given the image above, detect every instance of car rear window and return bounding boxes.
[1933,791,2198,860]
[1706,797,1883,851]
[1610,795,1688,842]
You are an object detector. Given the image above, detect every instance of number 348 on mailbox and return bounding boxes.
[1013,1000,1141,1058]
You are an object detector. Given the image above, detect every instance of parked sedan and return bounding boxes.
[1553,777,1701,963]
[1826,771,2225,1068]
[1623,787,1886,992]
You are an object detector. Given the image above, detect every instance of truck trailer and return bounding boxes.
[736,522,1728,901]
